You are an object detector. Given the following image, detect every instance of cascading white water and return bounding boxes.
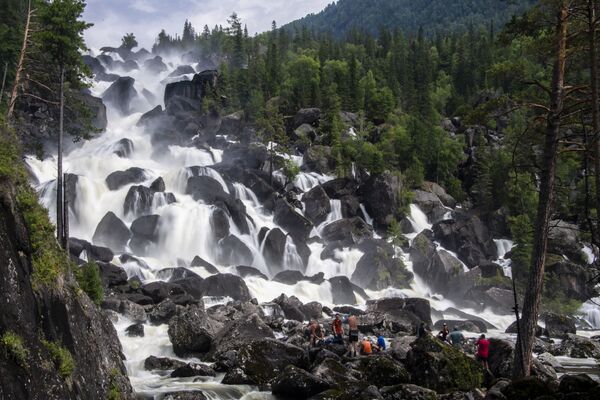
[494,239,515,278]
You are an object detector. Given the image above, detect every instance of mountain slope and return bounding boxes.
[285,0,537,37]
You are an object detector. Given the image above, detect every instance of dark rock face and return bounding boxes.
[367,298,432,326]
[412,190,448,224]
[379,384,437,400]
[546,261,597,301]
[329,276,357,305]
[303,186,331,225]
[164,70,218,105]
[218,235,254,266]
[432,212,497,268]
[150,177,166,192]
[191,256,218,273]
[199,273,252,301]
[303,145,335,175]
[137,105,163,126]
[234,338,309,385]
[553,334,600,358]
[106,167,148,191]
[263,228,287,274]
[272,365,331,398]
[542,313,576,337]
[488,338,557,383]
[211,313,275,356]
[102,76,138,115]
[113,138,134,158]
[321,217,373,246]
[359,172,403,229]
[168,306,213,356]
[130,215,161,254]
[321,178,359,199]
[548,220,586,264]
[162,391,208,400]
[405,336,483,393]
[97,262,128,287]
[273,294,307,321]
[143,56,168,74]
[171,363,216,378]
[144,355,186,371]
[349,355,410,388]
[274,198,313,241]
[125,323,144,337]
[0,183,134,399]
[235,266,268,280]
[352,244,412,290]
[123,185,154,216]
[210,208,230,240]
[169,65,196,77]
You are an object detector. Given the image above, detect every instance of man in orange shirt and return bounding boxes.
[361,337,373,355]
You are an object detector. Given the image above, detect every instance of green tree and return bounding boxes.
[287,55,320,109]
[121,32,137,50]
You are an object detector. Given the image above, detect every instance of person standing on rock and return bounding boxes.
[417,322,428,338]
[347,314,359,357]
[437,323,450,343]
[476,334,490,370]
[332,314,344,344]
[448,326,465,349]
[309,320,324,347]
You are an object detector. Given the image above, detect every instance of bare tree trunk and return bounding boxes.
[589,0,600,246]
[56,65,65,247]
[513,1,568,379]
[7,0,32,120]
[64,175,70,255]
[0,62,7,106]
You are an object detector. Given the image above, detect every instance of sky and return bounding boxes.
[83,0,332,51]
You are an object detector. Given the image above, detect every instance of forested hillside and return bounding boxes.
[284,0,537,37]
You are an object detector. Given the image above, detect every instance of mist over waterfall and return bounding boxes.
[23,44,600,397]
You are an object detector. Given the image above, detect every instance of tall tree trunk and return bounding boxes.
[56,65,65,247]
[513,1,568,379]
[64,175,70,254]
[0,62,7,106]
[7,0,32,120]
[590,0,600,246]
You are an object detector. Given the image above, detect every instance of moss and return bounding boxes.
[42,340,75,379]
[107,367,123,400]
[476,271,511,289]
[0,331,29,366]
[438,340,483,391]
[74,261,104,305]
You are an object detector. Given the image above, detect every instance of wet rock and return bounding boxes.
[537,352,565,373]
[169,65,196,77]
[235,338,309,385]
[168,306,213,356]
[546,261,597,301]
[367,298,432,326]
[558,373,598,394]
[222,368,253,385]
[172,276,205,300]
[124,185,154,216]
[321,178,359,199]
[548,220,586,264]
[380,384,437,400]
[352,245,412,290]
[501,377,555,400]
[141,281,186,304]
[130,215,161,253]
[161,391,208,400]
[359,172,404,229]
[235,265,268,280]
[303,185,331,225]
[340,195,362,219]
[263,228,287,274]
[273,294,307,321]
[542,312,576,338]
[405,335,483,393]
[210,208,230,240]
[119,299,148,323]
[302,145,335,175]
[92,211,132,252]
[113,138,134,158]
[349,354,410,388]
[156,267,200,282]
[488,338,557,382]
[329,276,357,305]
[412,190,448,224]
[553,334,600,358]
[97,262,128,287]
[312,357,359,386]
[148,299,179,324]
[211,313,275,356]
[321,217,373,246]
[272,270,306,285]
[274,198,313,240]
[125,323,144,337]
[433,320,486,333]
[106,167,148,190]
[171,363,216,378]
[311,384,384,400]
[272,365,331,398]
[191,256,218,273]
[102,76,138,115]
[86,243,114,263]
[137,105,163,126]
[432,212,498,268]
[421,181,456,209]
[144,355,186,371]
[199,273,251,301]
[217,235,254,267]
[143,56,168,74]
[164,70,217,105]
[302,302,324,321]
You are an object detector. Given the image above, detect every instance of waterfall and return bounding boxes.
[494,239,515,278]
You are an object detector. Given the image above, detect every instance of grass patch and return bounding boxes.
[42,339,75,379]
[75,261,104,305]
[0,331,29,366]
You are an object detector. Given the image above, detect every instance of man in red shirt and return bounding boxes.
[331,314,344,344]
[476,334,490,369]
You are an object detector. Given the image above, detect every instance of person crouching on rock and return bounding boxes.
[376,333,386,351]
[476,334,490,370]
[332,313,344,345]
[437,323,450,343]
[361,336,373,356]
[347,314,359,357]
[309,320,324,347]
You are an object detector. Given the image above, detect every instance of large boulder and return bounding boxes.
[321,178,359,199]
[352,245,412,290]
[101,76,138,115]
[168,65,196,77]
[488,338,557,382]
[272,365,331,398]
[170,363,216,378]
[405,335,483,393]
[273,294,307,321]
[199,273,251,301]
[321,217,373,246]
[548,220,586,264]
[263,228,287,275]
[168,306,213,356]
[97,262,128,287]
[329,276,357,305]
[294,108,321,128]
[274,198,313,240]
[164,70,218,104]
[546,261,597,301]
[379,384,437,400]
[144,356,187,371]
[123,185,154,216]
[129,215,161,254]
[359,172,403,229]
[348,355,410,388]
[303,146,335,175]
[143,56,167,74]
[92,212,132,253]
[303,185,331,225]
[112,138,134,158]
[105,167,148,191]
[542,312,576,338]
[234,338,309,385]
[210,208,230,240]
[211,313,275,356]
[552,334,600,358]
[432,212,498,268]
[217,235,254,266]
[367,298,432,326]
[412,190,448,224]
[421,181,456,209]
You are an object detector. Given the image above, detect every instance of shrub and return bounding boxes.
[0,331,29,366]
[75,261,104,305]
[42,339,75,379]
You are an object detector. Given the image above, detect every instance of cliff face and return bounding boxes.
[0,181,134,400]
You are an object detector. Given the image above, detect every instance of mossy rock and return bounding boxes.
[405,335,483,393]
[501,376,556,400]
[350,354,410,388]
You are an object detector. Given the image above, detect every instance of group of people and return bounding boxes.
[308,313,386,357]
[436,323,490,369]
